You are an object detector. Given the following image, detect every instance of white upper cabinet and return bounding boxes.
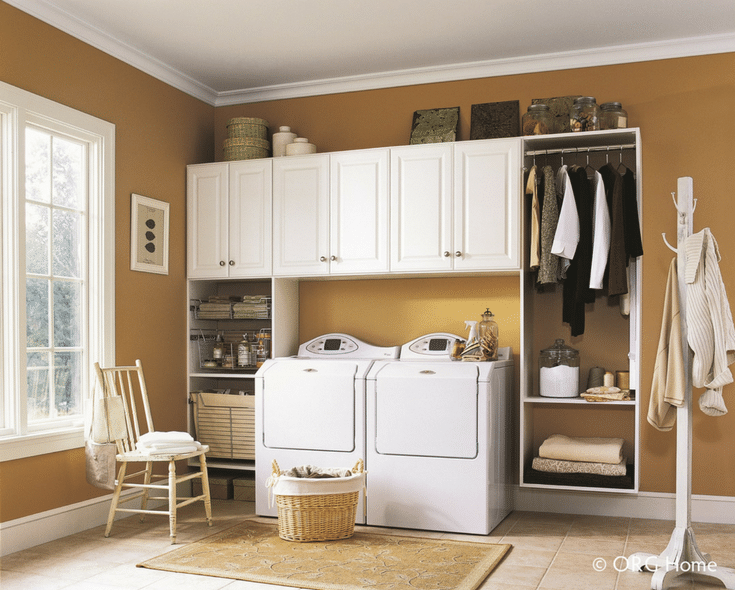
[187,160,272,279]
[272,154,330,276]
[452,138,521,271]
[390,144,453,272]
[330,149,390,275]
[390,139,521,273]
[272,149,389,277]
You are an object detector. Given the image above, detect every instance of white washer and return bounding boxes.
[366,333,513,535]
[254,333,399,520]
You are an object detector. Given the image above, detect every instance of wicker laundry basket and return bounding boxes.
[269,459,364,542]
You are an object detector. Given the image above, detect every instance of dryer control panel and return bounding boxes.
[402,333,463,360]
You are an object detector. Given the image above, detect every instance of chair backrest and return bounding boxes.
[94,359,154,454]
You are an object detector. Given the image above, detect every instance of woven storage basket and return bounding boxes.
[270,459,364,542]
[227,117,269,139]
[223,137,271,161]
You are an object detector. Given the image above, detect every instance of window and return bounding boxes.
[1,81,115,461]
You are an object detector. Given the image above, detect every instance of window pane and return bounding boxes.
[26,203,50,275]
[55,352,82,417]
[25,127,51,204]
[53,209,82,278]
[26,277,50,347]
[53,137,84,210]
[27,352,50,422]
[53,280,82,347]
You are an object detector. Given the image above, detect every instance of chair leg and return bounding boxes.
[105,462,127,538]
[139,461,153,522]
[168,460,177,544]
[199,454,213,526]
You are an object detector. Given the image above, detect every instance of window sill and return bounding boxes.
[0,427,85,462]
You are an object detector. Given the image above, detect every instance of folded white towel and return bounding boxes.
[136,443,202,455]
[538,434,624,465]
[137,431,194,446]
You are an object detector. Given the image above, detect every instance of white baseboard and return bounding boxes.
[514,486,735,525]
[3,486,734,557]
[0,487,174,557]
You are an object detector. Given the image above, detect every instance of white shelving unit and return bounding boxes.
[519,128,643,493]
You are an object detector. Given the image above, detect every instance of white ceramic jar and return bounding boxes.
[285,137,316,156]
[272,126,297,157]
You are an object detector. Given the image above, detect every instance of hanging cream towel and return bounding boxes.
[538,434,624,464]
[647,258,686,431]
[685,229,735,417]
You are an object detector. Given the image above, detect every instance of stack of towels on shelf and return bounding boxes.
[197,301,232,319]
[532,434,627,476]
[232,295,269,319]
[136,431,203,455]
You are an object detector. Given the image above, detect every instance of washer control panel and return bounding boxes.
[299,333,400,359]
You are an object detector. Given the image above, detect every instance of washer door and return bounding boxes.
[373,362,479,458]
[262,360,358,451]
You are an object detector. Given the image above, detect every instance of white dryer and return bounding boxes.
[366,333,513,535]
[254,333,399,520]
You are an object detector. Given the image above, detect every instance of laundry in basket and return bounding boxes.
[266,459,365,542]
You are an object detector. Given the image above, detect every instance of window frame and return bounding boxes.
[0,81,115,461]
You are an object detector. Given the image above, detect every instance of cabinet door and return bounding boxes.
[187,163,229,279]
[453,139,521,270]
[272,155,330,276]
[330,149,390,274]
[390,144,453,271]
[229,160,272,277]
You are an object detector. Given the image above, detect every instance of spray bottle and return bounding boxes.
[464,320,479,347]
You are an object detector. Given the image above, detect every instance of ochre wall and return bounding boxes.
[0,3,215,522]
[1,0,734,525]
[216,53,735,497]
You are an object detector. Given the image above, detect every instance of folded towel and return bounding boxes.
[538,434,624,465]
[283,465,354,478]
[136,442,202,455]
[137,431,194,446]
[531,456,627,476]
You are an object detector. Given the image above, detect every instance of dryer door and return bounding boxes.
[373,362,479,458]
[262,360,358,451]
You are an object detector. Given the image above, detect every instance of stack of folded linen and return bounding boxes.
[197,302,232,319]
[532,434,627,476]
[136,431,203,455]
[232,296,270,319]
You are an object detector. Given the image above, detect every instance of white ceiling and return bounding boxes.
[8,0,735,105]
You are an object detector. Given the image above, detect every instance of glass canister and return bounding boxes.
[478,308,499,361]
[539,339,580,397]
[522,104,553,136]
[570,97,600,132]
[600,102,628,129]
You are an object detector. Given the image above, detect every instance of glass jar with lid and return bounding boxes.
[570,97,600,132]
[600,102,628,129]
[539,339,580,397]
[478,308,499,360]
[522,104,553,135]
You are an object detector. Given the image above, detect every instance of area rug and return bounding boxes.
[138,520,511,590]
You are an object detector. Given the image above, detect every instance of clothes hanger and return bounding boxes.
[616,145,629,173]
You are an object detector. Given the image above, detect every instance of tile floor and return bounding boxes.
[2,500,734,589]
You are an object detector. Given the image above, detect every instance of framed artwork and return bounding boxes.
[469,100,520,139]
[130,193,169,275]
[409,107,460,144]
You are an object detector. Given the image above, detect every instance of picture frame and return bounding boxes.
[130,193,169,275]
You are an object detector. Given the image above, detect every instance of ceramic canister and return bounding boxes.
[272,126,297,157]
[285,137,316,156]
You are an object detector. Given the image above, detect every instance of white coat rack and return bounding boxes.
[629,177,735,589]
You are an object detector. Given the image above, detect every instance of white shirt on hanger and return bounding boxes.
[551,165,579,273]
[589,170,611,289]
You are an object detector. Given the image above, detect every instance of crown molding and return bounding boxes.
[215,32,735,105]
[8,1,735,107]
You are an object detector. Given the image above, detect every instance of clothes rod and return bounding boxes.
[524,143,636,157]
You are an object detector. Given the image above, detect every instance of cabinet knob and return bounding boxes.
[229,260,235,266]
[330,255,337,261]
[443,251,450,257]
[455,251,462,257]
[219,261,225,266]
[320,256,327,262]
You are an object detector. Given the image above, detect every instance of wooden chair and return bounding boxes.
[94,359,213,543]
